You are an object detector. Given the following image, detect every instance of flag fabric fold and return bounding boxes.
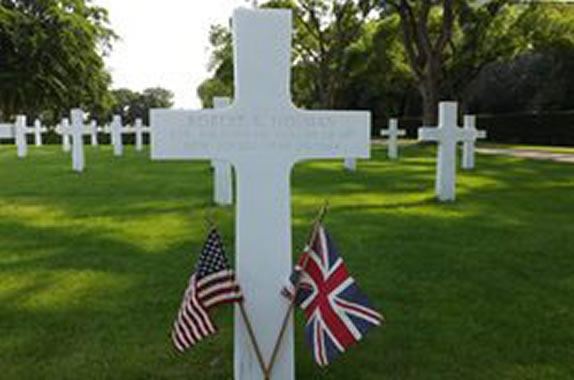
[283,224,383,367]
[172,228,243,352]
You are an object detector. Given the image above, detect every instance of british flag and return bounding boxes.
[283,224,383,367]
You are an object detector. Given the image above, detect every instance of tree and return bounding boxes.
[381,0,539,124]
[110,87,174,125]
[197,0,377,109]
[0,0,116,120]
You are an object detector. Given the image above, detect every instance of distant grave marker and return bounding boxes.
[212,97,234,206]
[418,102,475,201]
[71,109,86,172]
[344,157,357,171]
[381,118,406,160]
[111,115,123,156]
[461,115,487,170]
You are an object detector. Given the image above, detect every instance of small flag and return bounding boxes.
[172,228,243,352]
[283,224,383,367]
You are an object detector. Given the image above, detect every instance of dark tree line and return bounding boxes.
[199,0,574,125]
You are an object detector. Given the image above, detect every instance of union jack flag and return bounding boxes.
[172,228,243,352]
[283,224,383,367]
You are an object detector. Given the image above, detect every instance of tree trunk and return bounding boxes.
[419,57,441,125]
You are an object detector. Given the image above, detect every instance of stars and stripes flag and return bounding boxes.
[283,224,383,367]
[172,228,243,352]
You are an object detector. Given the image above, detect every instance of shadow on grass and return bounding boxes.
[0,145,573,379]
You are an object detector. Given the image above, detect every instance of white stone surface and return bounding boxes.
[344,157,357,171]
[111,115,123,156]
[15,115,28,158]
[461,115,487,170]
[71,109,86,172]
[151,9,370,380]
[0,123,13,139]
[212,97,234,206]
[90,120,99,146]
[34,119,44,146]
[134,118,144,151]
[60,118,72,153]
[418,102,475,202]
[381,118,406,160]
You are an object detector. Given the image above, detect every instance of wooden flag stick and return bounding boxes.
[238,301,270,380]
[265,202,329,377]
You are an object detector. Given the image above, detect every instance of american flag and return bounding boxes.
[283,224,383,367]
[172,228,243,352]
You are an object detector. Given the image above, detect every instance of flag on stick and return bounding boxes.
[283,223,383,367]
[172,228,243,352]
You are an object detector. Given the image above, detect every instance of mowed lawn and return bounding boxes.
[0,143,573,380]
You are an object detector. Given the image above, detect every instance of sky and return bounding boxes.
[94,0,253,109]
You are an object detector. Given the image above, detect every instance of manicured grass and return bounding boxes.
[0,143,573,379]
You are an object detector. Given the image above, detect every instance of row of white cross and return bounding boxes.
[0,113,150,172]
[1,9,489,379]
[212,99,486,206]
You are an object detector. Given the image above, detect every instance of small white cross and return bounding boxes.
[71,109,86,172]
[381,118,406,160]
[418,102,475,201]
[34,119,44,147]
[212,97,234,206]
[344,157,357,171]
[15,116,28,158]
[111,115,123,156]
[58,118,72,153]
[461,115,487,170]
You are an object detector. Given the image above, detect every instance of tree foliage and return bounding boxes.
[108,87,174,125]
[0,0,116,120]
[199,0,574,125]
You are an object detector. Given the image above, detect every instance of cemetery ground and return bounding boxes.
[0,143,573,380]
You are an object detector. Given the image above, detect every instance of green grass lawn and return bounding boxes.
[0,143,573,379]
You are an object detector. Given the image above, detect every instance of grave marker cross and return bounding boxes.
[71,109,86,172]
[34,119,44,146]
[461,115,487,170]
[381,118,406,160]
[151,9,370,380]
[15,116,28,158]
[418,102,475,201]
[212,97,234,206]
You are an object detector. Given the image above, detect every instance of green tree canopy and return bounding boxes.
[109,87,174,125]
[0,0,115,120]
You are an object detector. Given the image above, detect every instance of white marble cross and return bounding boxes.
[71,109,86,172]
[134,118,146,151]
[89,120,99,146]
[418,102,475,201]
[15,116,28,158]
[344,157,357,171]
[212,97,234,206]
[151,9,370,380]
[58,118,72,153]
[119,118,149,151]
[34,119,44,146]
[0,116,28,158]
[461,115,487,170]
[111,115,123,156]
[381,118,406,160]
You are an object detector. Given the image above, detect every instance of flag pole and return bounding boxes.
[204,213,268,378]
[238,302,270,380]
[265,202,329,378]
